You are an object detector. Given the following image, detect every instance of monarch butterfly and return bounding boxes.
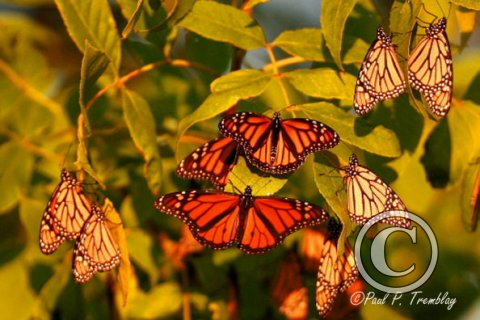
[343,154,411,228]
[354,27,406,116]
[72,204,121,283]
[408,18,453,117]
[316,220,358,318]
[39,169,93,255]
[160,225,204,270]
[301,227,328,273]
[177,137,240,189]
[154,186,330,254]
[219,112,339,174]
[272,254,309,320]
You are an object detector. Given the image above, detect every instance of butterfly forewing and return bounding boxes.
[155,191,241,250]
[408,18,453,117]
[176,137,239,189]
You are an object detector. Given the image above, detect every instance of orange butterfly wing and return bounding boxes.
[354,27,406,116]
[39,170,92,255]
[155,191,242,250]
[220,112,339,174]
[316,227,358,317]
[344,154,411,228]
[240,197,330,254]
[155,189,330,254]
[73,205,121,283]
[177,137,239,189]
[408,18,453,117]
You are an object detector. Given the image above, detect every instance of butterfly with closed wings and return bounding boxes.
[72,203,121,283]
[315,220,358,318]
[354,27,406,116]
[39,169,93,255]
[408,18,453,117]
[343,154,411,229]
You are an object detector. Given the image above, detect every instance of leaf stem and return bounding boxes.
[265,44,291,107]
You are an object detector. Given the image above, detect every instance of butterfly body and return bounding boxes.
[219,112,339,174]
[408,18,453,117]
[155,186,330,254]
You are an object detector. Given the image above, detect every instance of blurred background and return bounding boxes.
[0,0,479,319]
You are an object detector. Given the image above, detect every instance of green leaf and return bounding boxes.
[321,0,358,69]
[124,282,182,318]
[122,89,163,194]
[298,102,401,157]
[177,70,272,137]
[273,28,368,64]
[448,101,480,183]
[224,158,288,196]
[0,142,34,213]
[179,1,266,50]
[54,0,121,73]
[0,260,36,319]
[121,0,145,38]
[273,29,330,62]
[312,157,350,226]
[127,228,158,284]
[243,0,270,10]
[79,41,110,133]
[451,0,480,9]
[285,69,355,100]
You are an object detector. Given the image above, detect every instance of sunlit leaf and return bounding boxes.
[450,0,480,10]
[177,70,272,138]
[121,0,145,38]
[179,1,266,50]
[126,229,158,284]
[273,28,369,64]
[54,0,121,73]
[122,89,163,194]
[104,199,131,307]
[243,0,270,10]
[124,282,182,318]
[79,41,110,133]
[285,69,355,100]
[321,0,358,69]
[0,142,34,213]
[296,102,401,157]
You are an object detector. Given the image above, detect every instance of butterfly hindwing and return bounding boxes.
[176,137,239,189]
